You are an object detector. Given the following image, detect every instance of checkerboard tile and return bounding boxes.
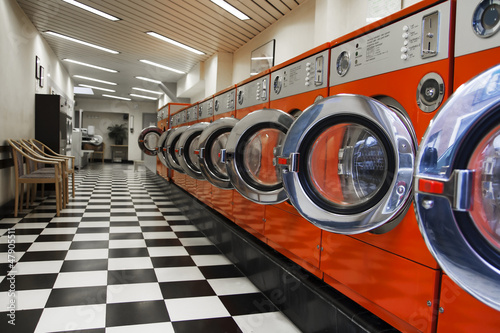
[0,164,300,332]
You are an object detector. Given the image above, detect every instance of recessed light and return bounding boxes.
[139,60,185,74]
[74,75,117,85]
[74,86,94,95]
[146,32,205,55]
[62,0,120,21]
[211,0,250,20]
[79,84,115,92]
[63,59,118,73]
[132,87,164,95]
[135,76,162,84]
[102,94,131,101]
[130,94,158,100]
[45,31,119,54]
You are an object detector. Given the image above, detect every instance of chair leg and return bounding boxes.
[14,183,20,217]
[54,180,61,217]
[20,184,25,212]
[71,173,75,198]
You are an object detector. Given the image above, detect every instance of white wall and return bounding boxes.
[0,0,74,208]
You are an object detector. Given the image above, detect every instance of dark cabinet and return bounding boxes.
[35,94,72,155]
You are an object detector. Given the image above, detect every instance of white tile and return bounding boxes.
[164,216,188,221]
[154,267,205,282]
[158,208,182,213]
[139,221,169,227]
[234,312,302,333]
[12,222,48,229]
[0,234,38,244]
[136,212,163,217]
[35,304,106,333]
[0,289,51,310]
[83,212,110,218]
[109,239,147,249]
[165,296,230,322]
[208,277,260,296]
[106,283,163,303]
[27,241,72,252]
[109,226,142,233]
[106,322,175,333]
[86,205,111,210]
[66,249,109,260]
[73,233,110,241]
[179,237,213,246]
[142,232,177,240]
[60,208,86,213]
[147,246,188,257]
[88,199,112,203]
[78,222,110,228]
[110,208,136,213]
[108,257,153,270]
[54,271,108,288]
[41,228,78,235]
[110,216,140,222]
[191,254,232,267]
[170,225,198,232]
[0,218,23,224]
[50,217,82,223]
[0,251,24,263]
[11,261,63,275]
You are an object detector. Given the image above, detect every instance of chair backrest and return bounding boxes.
[7,139,26,178]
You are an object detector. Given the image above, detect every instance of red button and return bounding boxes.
[278,157,288,165]
[418,178,444,194]
[194,150,199,155]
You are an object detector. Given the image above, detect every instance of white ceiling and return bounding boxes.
[16,0,306,102]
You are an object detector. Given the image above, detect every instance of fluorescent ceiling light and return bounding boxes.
[45,31,119,54]
[211,0,249,20]
[74,86,94,95]
[132,87,163,95]
[251,56,274,60]
[139,60,185,74]
[102,94,131,101]
[74,75,117,85]
[130,94,158,100]
[135,76,162,84]
[62,0,120,21]
[146,32,205,55]
[63,59,118,73]
[79,84,115,92]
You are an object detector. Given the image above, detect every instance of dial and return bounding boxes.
[336,51,351,77]
[473,1,500,38]
[274,75,282,94]
[238,90,244,105]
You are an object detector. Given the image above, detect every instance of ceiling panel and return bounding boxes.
[16,0,303,102]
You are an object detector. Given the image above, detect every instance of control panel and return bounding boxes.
[198,98,213,120]
[214,89,236,115]
[236,75,270,109]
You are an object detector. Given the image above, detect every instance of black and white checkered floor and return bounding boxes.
[0,164,301,332]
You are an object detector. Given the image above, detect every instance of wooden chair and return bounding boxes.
[8,139,64,217]
[90,142,105,163]
[28,139,75,198]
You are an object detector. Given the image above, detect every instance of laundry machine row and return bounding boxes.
[138,0,500,331]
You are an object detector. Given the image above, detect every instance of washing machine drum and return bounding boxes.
[279,94,416,234]
[415,64,500,311]
[165,126,188,173]
[176,122,210,179]
[157,129,171,168]
[138,126,163,156]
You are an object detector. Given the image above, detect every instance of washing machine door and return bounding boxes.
[138,126,163,156]
[226,109,295,204]
[198,117,239,189]
[279,94,416,234]
[157,129,171,168]
[177,122,210,179]
[415,65,500,311]
[165,126,188,173]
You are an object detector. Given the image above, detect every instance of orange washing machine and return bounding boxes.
[226,70,271,240]
[165,106,189,189]
[181,103,199,195]
[263,43,331,276]
[415,1,500,331]
[199,85,237,220]
[275,1,454,331]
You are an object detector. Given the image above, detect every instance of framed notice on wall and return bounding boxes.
[366,0,402,23]
[250,40,275,76]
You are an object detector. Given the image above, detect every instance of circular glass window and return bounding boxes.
[187,135,201,170]
[468,124,500,251]
[210,132,230,177]
[308,123,388,208]
[243,128,284,187]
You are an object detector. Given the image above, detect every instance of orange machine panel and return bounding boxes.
[322,232,440,333]
[232,190,266,241]
[211,186,233,220]
[454,48,500,89]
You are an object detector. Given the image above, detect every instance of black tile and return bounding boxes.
[199,265,244,279]
[151,256,196,268]
[138,216,168,221]
[35,234,74,242]
[61,259,108,272]
[76,227,110,234]
[84,209,112,213]
[172,317,241,333]
[109,221,141,227]
[110,205,135,209]
[110,212,137,217]
[21,218,52,223]
[185,245,221,256]
[0,309,43,333]
[58,212,84,217]
[166,220,191,226]
[20,250,68,262]
[146,239,182,247]
[219,293,278,316]
[108,269,157,285]
[80,217,110,222]
[12,228,44,235]
[46,286,107,307]
[45,222,80,228]
[0,242,31,252]
[109,233,143,240]
[141,226,172,232]
[108,248,149,258]
[106,300,170,327]
[160,280,216,299]
[162,211,184,216]
[0,273,57,291]
[70,241,109,249]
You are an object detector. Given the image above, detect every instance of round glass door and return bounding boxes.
[280,94,416,234]
[415,64,500,311]
[138,126,163,156]
[157,129,171,168]
[165,126,188,173]
[225,109,295,204]
[198,118,239,189]
[177,122,209,179]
